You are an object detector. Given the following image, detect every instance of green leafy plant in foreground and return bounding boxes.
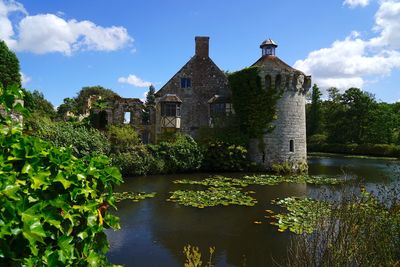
[0,85,122,266]
[112,192,156,203]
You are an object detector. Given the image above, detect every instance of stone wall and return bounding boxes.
[155,37,230,139]
[248,66,311,170]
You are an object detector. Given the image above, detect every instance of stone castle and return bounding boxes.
[90,36,311,169]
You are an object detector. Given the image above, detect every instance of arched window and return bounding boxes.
[275,74,282,90]
[265,75,271,91]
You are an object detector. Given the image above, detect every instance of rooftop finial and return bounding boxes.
[260,38,278,56]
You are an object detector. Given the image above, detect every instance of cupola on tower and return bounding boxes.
[249,38,311,171]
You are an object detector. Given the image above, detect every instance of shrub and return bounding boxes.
[307,134,327,145]
[29,119,110,157]
[150,134,203,173]
[201,141,250,171]
[111,145,161,176]
[283,185,400,266]
[0,85,122,266]
[106,125,141,153]
[308,143,400,158]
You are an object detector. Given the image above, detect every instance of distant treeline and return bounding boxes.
[306,85,400,157]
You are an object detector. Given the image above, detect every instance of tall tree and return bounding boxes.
[0,40,21,88]
[307,84,322,137]
[22,89,56,118]
[142,84,156,124]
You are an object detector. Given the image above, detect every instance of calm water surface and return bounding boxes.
[106,155,399,267]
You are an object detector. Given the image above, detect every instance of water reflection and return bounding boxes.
[106,155,399,267]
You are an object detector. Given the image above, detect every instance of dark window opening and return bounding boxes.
[210,103,226,116]
[289,140,294,152]
[265,75,271,91]
[161,103,180,117]
[180,78,191,88]
[275,74,282,90]
[262,152,265,163]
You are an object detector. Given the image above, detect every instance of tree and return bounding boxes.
[57,97,78,118]
[75,86,119,114]
[341,88,376,143]
[0,40,21,88]
[142,84,156,124]
[22,89,56,118]
[307,84,322,137]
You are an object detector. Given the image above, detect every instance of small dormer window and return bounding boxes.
[180,78,191,88]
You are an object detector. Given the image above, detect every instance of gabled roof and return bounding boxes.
[159,94,182,103]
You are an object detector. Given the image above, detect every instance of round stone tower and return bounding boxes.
[249,38,311,171]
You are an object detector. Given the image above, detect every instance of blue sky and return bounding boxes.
[1,0,399,106]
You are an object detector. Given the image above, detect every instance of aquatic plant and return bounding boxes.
[168,188,256,208]
[269,197,331,234]
[112,192,156,203]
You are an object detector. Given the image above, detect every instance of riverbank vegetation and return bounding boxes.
[306,85,400,158]
[271,184,400,266]
[0,85,122,266]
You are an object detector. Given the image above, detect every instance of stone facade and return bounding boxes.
[248,40,311,170]
[154,36,231,141]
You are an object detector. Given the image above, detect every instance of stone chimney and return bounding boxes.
[195,36,209,58]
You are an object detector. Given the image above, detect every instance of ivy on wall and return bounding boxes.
[228,67,281,144]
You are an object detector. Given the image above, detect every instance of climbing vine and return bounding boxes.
[228,67,281,146]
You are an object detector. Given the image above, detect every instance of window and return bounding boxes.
[180,78,191,88]
[210,103,225,116]
[161,103,180,117]
[265,75,271,91]
[275,74,282,90]
[124,112,131,124]
[289,140,294,152]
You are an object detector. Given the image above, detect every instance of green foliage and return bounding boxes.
[168,188,257,208]
[0,84,122,266]
[282,186,400,266]
[228,67,280,140]
[106,125,141,154]
[111,147,159,176]
[142,85,155,124]
[149,134,203,173]
[75,86,119,114]
[0,40,21,88]
[201,141,250,171]
[306,84,322,136]
[112,192,156,202]
[174,174,342,187]
[308,143,400,158]
[57,97,78,118]
[270,197,331,234]
[307,133,327,145]
[183,245,215,267]
[30,120,111,157]
[21,89,56,119]
[170,174,341,208]
[270,161,308,174]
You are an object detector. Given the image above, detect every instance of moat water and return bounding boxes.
[106,154,400,267]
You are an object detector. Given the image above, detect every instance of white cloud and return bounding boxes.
[118,74,152,88]
[343,0,370,8]
[0,0,132,55]
[20,72,31,86]
[294,1,400,91]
